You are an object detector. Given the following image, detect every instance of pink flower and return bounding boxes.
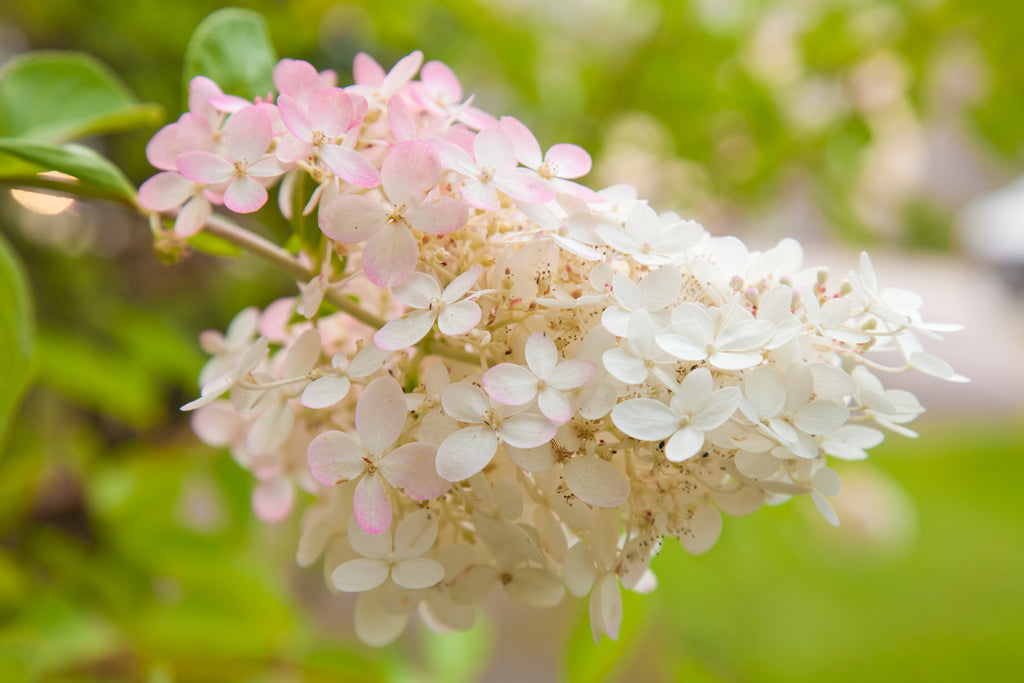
[306,377,450,534]
[319,140,468,287]
[177,106,284,213]
[500,116,597,199]
[433,125,554,210]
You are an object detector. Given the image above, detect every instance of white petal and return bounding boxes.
[665,426,705,462]
[564,456,629,508]
[392,557,445,589]
[440,266,482,304]
[793,400,849,435]
[734,450,779,479]
[505,567,565,608]
[601,348,648,385]
[525,332,558,378]
[393,271,441,309]
[811,491,840,527]
[678,502,722,556]
[691,387,741,431]
[347,514,392,559]
[441,383,488,423]
[547,359,597,391]
[436,425,498,481]
[655,331,707,362]
[373,309,437,350]
[708,350,763,371]
[482,363,538,406]
[498,413,556,449]
[504,443,557,473]
[537,387,573,423]
[563,541,597,597]
[744,367,786,418]
[283,328,321,378]
[354,589,408,646]
[437,300,481,336]
[610,399,678,440]
[393,507,440,559]
[331,558,389,592]
[592,573,622,642]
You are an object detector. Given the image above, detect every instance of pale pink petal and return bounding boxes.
[544,143,591,178]
[437,300,481,336]
[246,157,284,179]
[347,514,392,558]
[354,472,393,534]
[610,399,678,441]
[224,176,268,213]
[524,332,557,378]
[277,94,313,143]
[564,456,629,508]
[177,151,234,184]
[145,122,182,171]
[306,429,366,485]
[382,140,440,206]
[309,88,354,137]
[380,51,424,95]
[363,222,418,287]
[318,194,389,243]
[392,558,444,590]
[482,363,538,406]
[547,359,597,391]
[498,413,556,449]
[380,442,450,501]
[388,95,417,141]
[500,116,542,168]
[432,136,478,176]
[225,106,273,164]
[473,125,515,170]
[537,387,572,423]
[504,443,556,473]
[665,425,705,462]
[373,309,437,350]
[275,133,311,164]
[422,60,463,102]
[356,376,407,457]
[457,178,499,211]
[404,197,468,235]
[301,375,351,409]
[352,52,385,87]
[246,399,293,454]
[321,144,381,187]
[436,425,498,481]
[439,266,481,304]
[283,328,321,377]
[273,59,322,104]
[139,172,194,211]
[495,169,555,204]
[174,195,211,237]
[252,476,294,523]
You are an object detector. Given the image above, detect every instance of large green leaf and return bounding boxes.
[0,51,163,142]
[0,138,136,203]
[183,8,277,100]
[0,234,34,445]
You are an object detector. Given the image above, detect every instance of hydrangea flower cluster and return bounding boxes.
[145,51,965,645]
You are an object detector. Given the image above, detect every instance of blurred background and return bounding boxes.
[0,0,1022,681]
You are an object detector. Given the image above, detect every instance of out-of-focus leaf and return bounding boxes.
[35,327,163,428]
[0,138,136,203]
[0,233,34,445]
[563,588,646,683]
[421,618,493,683]
[0,52,163,141]
[183,8,277,101]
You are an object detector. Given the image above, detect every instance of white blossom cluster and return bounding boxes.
[148,51,966,645]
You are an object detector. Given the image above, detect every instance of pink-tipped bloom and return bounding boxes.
[177,106,283,213]
[306,377,450,534]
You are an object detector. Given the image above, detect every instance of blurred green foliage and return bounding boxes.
[0,2,1021,681]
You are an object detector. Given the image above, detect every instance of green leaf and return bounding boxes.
[0,138,136,203]
[0,51,163,142]
[0,233,34,446]
[183,8,277,101]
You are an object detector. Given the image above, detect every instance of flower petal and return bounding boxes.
[436,425,499,481]
[547,359,597,391]
[177,151,233,184]
[441,383,489,423]
[392,557,445,589]
[564,455,629,508]
[610,399,678,440]
[393,507,440,559]
[665,425,705,462]
[306,429,366,485]
[482,363,537,406]
[380,442,450,501]
[404,197,468,235]
[363,222,418,287]
[318,194,388,243]
[301,374,351,409]
[437,299,481,336]
[332,558,389,592]
[321,144,381,187]
[353,472,393,535]
[382,139,440,206]
[356,376,407,456]
[498,413,556,449]
[373,309,437,350]
[223,176,268,213]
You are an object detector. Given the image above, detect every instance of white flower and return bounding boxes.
[331,509,445,592]
[611,368,741,462]
[374,268,482,350]
[482,331,596,423]
[300,343,391,409]
[656,301,774,371]
[600,266,682,337]
[595,204,703,266]
[601,310,676,385]
[435,383,556,481]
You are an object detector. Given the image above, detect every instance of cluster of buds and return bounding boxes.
[142,51,965,645]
